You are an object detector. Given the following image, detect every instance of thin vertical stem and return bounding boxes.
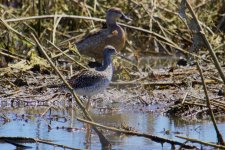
[38,0,41,37]
[196,61,224,145]
[31,33,111,148]
[185,0,225,84]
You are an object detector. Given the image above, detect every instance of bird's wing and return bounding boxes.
[67,70,107,89]
[76,29,109,50]
[75,28,119,61]
[76,28,103,44]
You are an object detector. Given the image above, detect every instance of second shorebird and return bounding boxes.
[75,8,131,64]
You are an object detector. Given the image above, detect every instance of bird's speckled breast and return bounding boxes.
[74,79,110,97]
[73,64,113,97]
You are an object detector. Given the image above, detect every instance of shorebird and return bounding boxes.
[53,45,117,108]
[75,7,131,66]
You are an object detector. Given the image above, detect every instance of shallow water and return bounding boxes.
[0,55,222,150]
[0,107,224,150]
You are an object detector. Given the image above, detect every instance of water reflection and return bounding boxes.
[0,107,224,149]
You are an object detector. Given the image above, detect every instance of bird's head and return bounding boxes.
[106,8,132,23]
[103,45,118,57]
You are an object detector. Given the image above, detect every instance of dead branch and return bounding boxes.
[31,33,111,148]
[111,79,217,86]
[77,117,196,149]
[176,135,225,149]
[4,15,205,60]
[196,61,224,145]
[185,0,225,84]
[0,136,80,150]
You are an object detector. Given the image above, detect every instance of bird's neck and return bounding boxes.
[106,16,117,28]
[95,54,112,72]
[106,17,123,38]
[95,54,113,80]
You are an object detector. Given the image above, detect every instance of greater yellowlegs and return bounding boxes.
[55,45,117,108]
[75,8,131,64]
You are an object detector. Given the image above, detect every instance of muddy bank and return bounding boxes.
[1,63,224,121]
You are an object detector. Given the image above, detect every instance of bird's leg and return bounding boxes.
[85,122,91,148]
[85,96,91,111]
[85,96,92,147]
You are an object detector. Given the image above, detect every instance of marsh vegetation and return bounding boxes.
[0,0,224,149]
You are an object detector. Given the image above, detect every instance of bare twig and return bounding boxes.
[77,117,196,149]
[52,14,62,44]
[47,40,87,69]
[0,18,35,46]
[111,79,217,86]
[0,136,81,150]
[185,0,225,84]
[31,33,111,148]
[0,50,23,60]
[196,61,224,145]
[4,15,203,60]
[177,135,225,149]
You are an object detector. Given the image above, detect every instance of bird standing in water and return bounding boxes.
[75,8,131,66]
[54,45,117,109]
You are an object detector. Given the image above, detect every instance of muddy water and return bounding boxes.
[0,107,224,150]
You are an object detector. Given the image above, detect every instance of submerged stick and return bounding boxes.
[0,136,80,150]
[31,34,111,148]
[176,135,225,149]
[196,61,224,145]
[77,117,196,149]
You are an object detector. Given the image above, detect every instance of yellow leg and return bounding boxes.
[85,98,91,111]
[85,97,91,148]
[85,123,91,149]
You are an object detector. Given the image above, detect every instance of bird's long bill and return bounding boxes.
[120,13,132,22]
[115,53,123,58]
[111,52,119,59]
